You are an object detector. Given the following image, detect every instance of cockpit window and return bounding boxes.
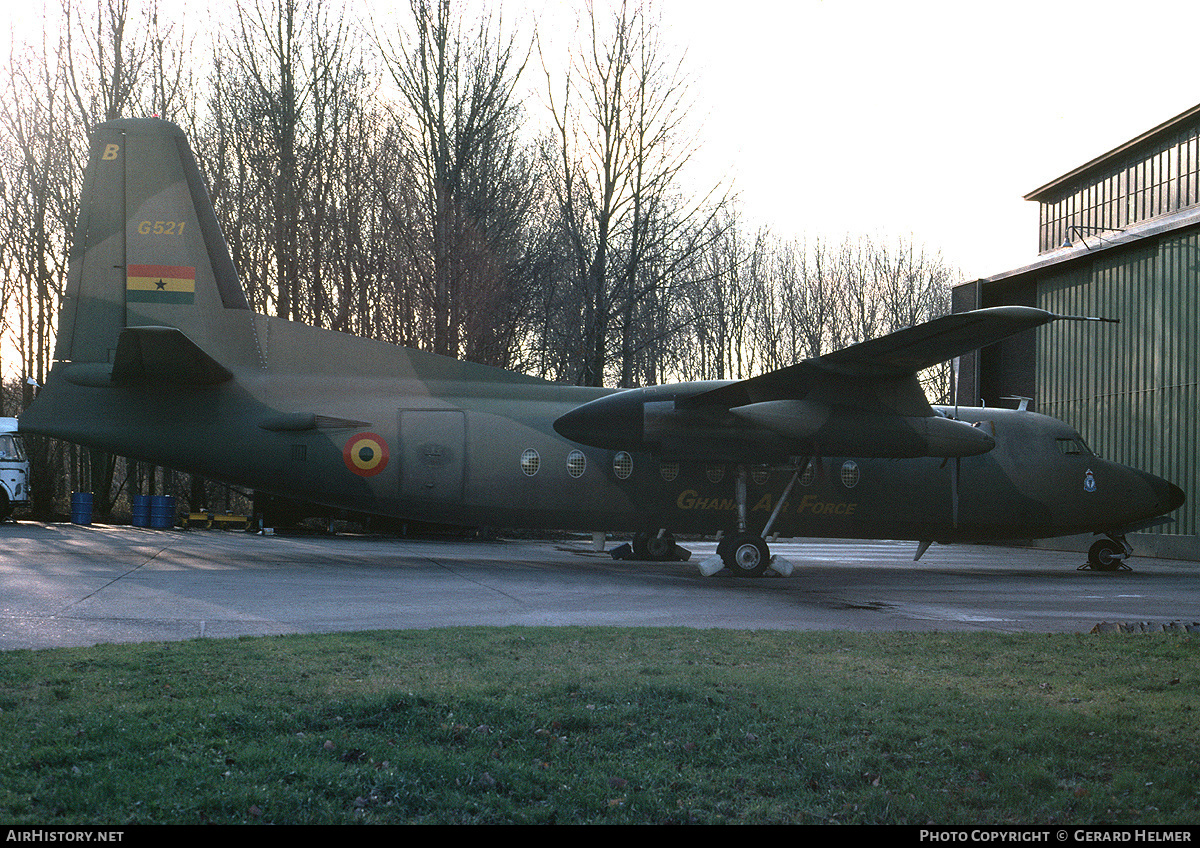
[1056,437,1092,456]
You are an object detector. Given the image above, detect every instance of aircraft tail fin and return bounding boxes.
[55,118,249,367]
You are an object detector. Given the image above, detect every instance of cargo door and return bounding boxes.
[399,409,466,502]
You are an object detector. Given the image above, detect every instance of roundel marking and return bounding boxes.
[344,432,390,477]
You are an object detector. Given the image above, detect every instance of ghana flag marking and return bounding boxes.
[127,264,196,304]
[344,433,390,477]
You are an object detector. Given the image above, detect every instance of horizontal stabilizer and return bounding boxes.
[111,326,233,385]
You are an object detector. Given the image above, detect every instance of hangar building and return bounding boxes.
[953,102,1200,557]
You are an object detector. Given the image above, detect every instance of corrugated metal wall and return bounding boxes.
[1036,231,1200,535]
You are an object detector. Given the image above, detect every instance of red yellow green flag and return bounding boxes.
[126,264,195,304]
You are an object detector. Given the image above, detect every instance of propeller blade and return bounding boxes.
[951,456,960,528]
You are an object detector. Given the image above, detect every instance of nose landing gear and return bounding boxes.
[1081,534,1133,572]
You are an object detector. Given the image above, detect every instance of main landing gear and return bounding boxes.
[633,530,689,561]
[634,530,679,561]
[620,461,806,577]
[715,532,772,577]
[698,462,806,578]
[1080,533,1133,572]
[611,530,691,562]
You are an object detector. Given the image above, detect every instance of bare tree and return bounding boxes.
[221,0,313,321]
[375,0,534,364]
[62,0,148,129]
[60,0,193,128]
[0,0,192,517]
[540,0,722,387]
[0,0,966,517]
[870,235,955,401]
[0,35,79,517]
[205,0,379,337]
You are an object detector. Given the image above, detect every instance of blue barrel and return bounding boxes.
[71,492,93,525]
[132,494,150,527]
[150,495,176,529]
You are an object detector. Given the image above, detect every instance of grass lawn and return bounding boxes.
[1,627,1197,824]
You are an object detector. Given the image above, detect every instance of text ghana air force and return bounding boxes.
[18,118,1185,576]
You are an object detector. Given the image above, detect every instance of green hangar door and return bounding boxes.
[399,410,466,503]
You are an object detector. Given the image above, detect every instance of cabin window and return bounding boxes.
[800,459,816,486]
[841,460,860,489]
[521,449,540,476]
[567,449,587,478]
[752,467,770,485]
[706,464,724,483]
[613,451,633,479]
[659,461,679,482]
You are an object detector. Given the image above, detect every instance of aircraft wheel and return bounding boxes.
[634,532,676,561]
[1088,539,1124,571]
[724,534,769,577]
[644,532,676,561]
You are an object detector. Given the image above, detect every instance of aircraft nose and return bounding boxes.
[1139,472,1185,519]
[1162,480,1186,515]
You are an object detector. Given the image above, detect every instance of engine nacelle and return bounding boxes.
[553,385,996,460]
[729,399,995,458]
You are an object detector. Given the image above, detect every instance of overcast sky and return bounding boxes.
[650,0,1200,280]
[5,0,1200,282]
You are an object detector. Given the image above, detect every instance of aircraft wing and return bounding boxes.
[678,306,1062,411]
[556,306,1087,460]
[818,305,1060,374]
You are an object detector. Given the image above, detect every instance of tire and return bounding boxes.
[644,533,675,561]
[1088,539,1124,571]
[634,531,676,561]
[724,534,769,577]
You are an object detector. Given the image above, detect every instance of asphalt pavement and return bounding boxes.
[1,522,1197,650]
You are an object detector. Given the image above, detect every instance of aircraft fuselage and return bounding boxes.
[25,313,1180,545]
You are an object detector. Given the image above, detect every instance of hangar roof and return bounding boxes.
[1025,101,1200,202]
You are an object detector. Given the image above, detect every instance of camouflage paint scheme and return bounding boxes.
[18,119,1185,574]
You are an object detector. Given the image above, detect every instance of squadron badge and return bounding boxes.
[1084,469,1096,492]
[344,433,390,477]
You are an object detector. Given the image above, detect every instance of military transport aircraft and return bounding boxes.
[18,118,1185,576]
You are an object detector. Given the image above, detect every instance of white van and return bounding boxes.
[0,418,31,519]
